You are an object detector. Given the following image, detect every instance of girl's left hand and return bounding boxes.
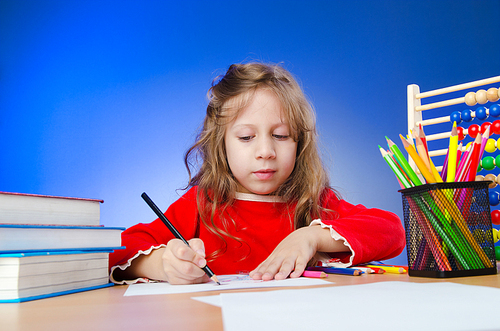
[249,226,321,281]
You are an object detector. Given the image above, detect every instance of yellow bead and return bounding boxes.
[465,92,477,106]
[485,138,497,153]
[487,88,499,102]
[476,89,488,104]
[474,229,486,244]
[493,228,499,243]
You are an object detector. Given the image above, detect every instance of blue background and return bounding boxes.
[1,0,500,265]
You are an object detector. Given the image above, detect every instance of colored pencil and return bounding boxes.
[379,146,412,188]
[302,270,328,278]
[141,192,220,285]
[354,266,385,274]
[478,125,490,161]
[307,266,363,276]
[415,133,432,174]
[399,134,436,183]
[466,133,483,182]
[363,265,407,274]
[386,137,423,186]
[446,122,459,182]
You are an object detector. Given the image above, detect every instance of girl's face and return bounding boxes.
[224,89,298,195]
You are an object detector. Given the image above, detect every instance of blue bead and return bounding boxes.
[462,109,473,122]
[450,111,462,125]
[489,191,500,206]
[489,104,500,118]
[475,106,488,120]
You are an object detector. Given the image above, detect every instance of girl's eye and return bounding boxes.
[238,136,253,141]
[273,134,289,140]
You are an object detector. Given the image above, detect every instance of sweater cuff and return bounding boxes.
[309,219,355,267]
[109,244,167,285]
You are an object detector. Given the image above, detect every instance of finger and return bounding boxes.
[187,238,206,258]
[162,247,207,283]
[274,259,297,280]
[289,259,308,278]
[256,260,284,281]
[170,239,207,268]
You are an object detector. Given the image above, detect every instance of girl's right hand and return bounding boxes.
[162,238,210,285]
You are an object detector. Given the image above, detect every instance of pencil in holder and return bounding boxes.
[400,181,497,278]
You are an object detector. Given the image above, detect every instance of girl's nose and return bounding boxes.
[256,137,276,159]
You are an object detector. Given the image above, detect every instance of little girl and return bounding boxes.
[109,62,405,285]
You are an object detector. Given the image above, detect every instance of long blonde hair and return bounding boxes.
[184,62,335,259]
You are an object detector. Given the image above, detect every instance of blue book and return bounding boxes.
[0,224,124,253]
[0,250,117,303]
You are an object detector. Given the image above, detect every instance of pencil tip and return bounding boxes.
[211,274,220,285]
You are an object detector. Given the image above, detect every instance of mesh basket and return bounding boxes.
[400,181,497,278]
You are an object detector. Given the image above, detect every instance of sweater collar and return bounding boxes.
[234,192,286,203]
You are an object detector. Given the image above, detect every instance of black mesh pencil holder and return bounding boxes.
[400,181,497,278]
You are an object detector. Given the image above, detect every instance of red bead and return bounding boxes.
[491,209,500,225]
[468,124,480,138]
[480,121,492,134]
[456,126,465,140]
[492,120,500,135]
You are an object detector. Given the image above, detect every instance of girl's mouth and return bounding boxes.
[253,170,276,180]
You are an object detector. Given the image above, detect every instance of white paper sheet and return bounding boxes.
[123,274,331,296]
[219,281,500,331]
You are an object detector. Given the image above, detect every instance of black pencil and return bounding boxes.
[141,192,220,285]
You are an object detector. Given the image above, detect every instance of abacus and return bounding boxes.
[407,75,500,255]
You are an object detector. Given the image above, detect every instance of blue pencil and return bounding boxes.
[307,266,363,276]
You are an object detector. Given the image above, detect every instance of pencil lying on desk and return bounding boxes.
[302,270,328,278]
[363,265,407,274]
[307,266,363,276]
[141,192,220,285]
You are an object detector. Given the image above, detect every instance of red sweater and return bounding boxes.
[109,187,405,283]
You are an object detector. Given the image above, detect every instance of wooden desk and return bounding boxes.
[2,272,500,331]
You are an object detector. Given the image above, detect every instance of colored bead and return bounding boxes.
[493,228,499,243]
[456,126,465,140]
[481,156,495,171]
[468,124,479,138]
[496,154,500,168]
[492,210,500,225]
[492,120,500,135]
[461,109,473,122]
[480,121,491,134]
[473,229,486,244]
[489,191,500,206]
[475,106,488,120]
[476,89,488,104]
[495,246,500,260]
[490,104,500,117]
[450,111,462,124]
[465,92,477,106]
[485,139,497,153]
[484,174,498,188]
[487,88,499,102]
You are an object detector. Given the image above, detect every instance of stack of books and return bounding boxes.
[0,192,124,303]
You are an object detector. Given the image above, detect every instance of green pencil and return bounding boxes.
[379,146,412,189]
[386,136,423,186]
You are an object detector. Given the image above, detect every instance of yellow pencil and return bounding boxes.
[363,265,407,274]
[399,134,436,183]
[446,122,459,182]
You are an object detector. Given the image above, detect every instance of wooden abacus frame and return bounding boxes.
[407,75,500,173]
